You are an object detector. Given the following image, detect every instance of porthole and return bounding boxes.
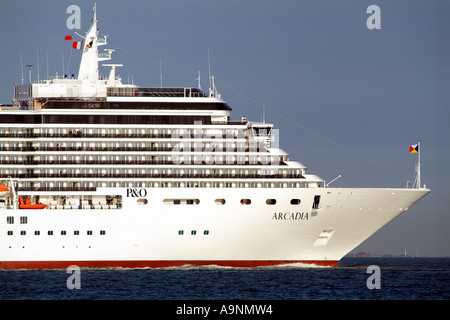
[215,199,225,205]
[266,199,276,205]
[240,199,251,205]
[137,199,148,205]
[290,199,301,205]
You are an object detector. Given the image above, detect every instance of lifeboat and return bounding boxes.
[0,184,9,197]
[18,197,47,209]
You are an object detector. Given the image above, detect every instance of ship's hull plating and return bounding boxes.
[0,187,429,269]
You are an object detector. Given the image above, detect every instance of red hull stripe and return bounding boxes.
[0,260,339,269]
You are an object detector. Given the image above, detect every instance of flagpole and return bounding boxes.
[410,141,422,189]
[417,140,421,189]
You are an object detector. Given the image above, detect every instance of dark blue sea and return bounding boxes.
[0,257,448,301]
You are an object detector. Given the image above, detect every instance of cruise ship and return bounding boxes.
[0,6,429,269]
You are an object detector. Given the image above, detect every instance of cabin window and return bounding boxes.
[35,231,40,235]
[61,230,66,235]
[7,231,13,236]
[191,230,197,235]
[204,230,209,235]
[74,230,80,235]
[87,230,93,235]
[291,199,301,205]
[6,216,14,224]
[20,216,28,224]
[21,231,26,235]
[215,199,226,205]
[48,231,53,235]
[178,230,184,235]
[100,230,106,235]
[137,199,148,205]
[240,199,251,205]
[266,199,276,205]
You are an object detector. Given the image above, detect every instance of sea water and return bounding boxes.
[0,257,448,300]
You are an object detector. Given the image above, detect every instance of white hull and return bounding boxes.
[0,187,429,268]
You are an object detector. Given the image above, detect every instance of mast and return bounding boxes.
[77,3,98,80]
[414,141,421,189]
[76,3,114,86]
[411,140,422,189]
[159,55,163,88]
[417,140,421,189]
[20,52,24,84]
[196,70,202,90]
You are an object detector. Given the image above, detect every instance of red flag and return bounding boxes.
[65,35,73,41]
[72,41,82,49]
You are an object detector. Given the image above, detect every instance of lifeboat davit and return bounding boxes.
[18,197,47,209]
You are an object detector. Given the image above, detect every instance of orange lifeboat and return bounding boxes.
[18,197,47,209]
[0,184,9,197]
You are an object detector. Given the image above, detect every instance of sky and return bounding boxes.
[0,0,449,257]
